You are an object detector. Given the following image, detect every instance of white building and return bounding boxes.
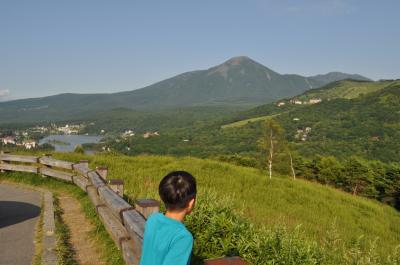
[1,136,16,145]
[23,140,36,149]
[122,130,135,138]
[309,98,322,104]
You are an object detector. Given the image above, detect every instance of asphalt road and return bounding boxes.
[0,184,41,265]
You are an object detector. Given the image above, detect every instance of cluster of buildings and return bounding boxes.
[121,130,135,138]
[277,98,322,107]
[295,127,312,141]
[57,124,81,135]
[120,130,160,139]
[0,136,37,149]
[143,131,160,139]
[9,123,85,137]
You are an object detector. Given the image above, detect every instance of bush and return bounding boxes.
[185,191,400,265]
[186,191,322,264]
[213,154,258,168]
[74,145,84,154]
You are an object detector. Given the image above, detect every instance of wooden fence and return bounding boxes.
[0,151,248,265]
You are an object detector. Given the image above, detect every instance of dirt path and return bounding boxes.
[58,195,105,265]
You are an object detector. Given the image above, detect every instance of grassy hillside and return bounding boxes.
[221,114,278,129]
[299,79,398,100]
[222,80,399,126]
[41,152,400,259]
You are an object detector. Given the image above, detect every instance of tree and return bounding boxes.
[74,145,85,154]
[343,157,373,196]
[316,156,343,185]
[258,119,285,179]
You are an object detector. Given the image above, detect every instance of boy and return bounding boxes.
[140,171,197,265]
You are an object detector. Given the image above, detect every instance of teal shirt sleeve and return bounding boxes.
[162,233,193,265]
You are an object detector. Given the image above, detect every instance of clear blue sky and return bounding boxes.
[1,0,399,100]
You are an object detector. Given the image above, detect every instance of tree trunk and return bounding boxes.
[268,130,273,179]
[268,159,272,179]
[352,183,359,195]
[289,152,296,180]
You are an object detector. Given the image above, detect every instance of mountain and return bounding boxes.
[0,56,370,124]
[308,72,371,85]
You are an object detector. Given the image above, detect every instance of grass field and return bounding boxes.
[45,152,400,258]
[301,80,399,100]
[221,113,281,129]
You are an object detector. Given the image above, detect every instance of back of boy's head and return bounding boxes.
[159,171,197,211]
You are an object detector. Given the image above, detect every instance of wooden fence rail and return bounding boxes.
[0,151,248,265]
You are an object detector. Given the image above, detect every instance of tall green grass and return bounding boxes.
[50,153,400,259]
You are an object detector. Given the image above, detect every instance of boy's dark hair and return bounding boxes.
[159,171,197,210]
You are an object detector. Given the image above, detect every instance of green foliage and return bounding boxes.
[294,155,400,209]
[74,145,85,154]
[212,154,258,168]
[43,152,400,259]
[187,192,324,264]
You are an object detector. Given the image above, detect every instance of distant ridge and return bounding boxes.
[0,56,370,123]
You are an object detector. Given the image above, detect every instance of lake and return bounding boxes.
[39,135,103,153]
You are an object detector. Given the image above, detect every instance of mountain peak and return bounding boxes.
[224,56,252,65]
[208,56,272,79]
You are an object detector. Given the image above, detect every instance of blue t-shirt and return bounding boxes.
[140,213,193,265]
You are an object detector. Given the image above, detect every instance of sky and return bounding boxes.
[1,0,399,101]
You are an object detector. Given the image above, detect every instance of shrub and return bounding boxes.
[186,191,323,264]
[74,145,84,154]
[185,191,400,265]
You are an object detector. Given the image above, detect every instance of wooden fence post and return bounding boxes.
[135,199,160,219]
[0,151,10,173]
[0,150,4,173]
[41,153,52,178]
[108,179,124,197]
[79,160,89,168]
[96,166,108,180]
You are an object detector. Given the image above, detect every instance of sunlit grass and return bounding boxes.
[49,152,400,257]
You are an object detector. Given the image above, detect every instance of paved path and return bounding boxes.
[0,184,41,265]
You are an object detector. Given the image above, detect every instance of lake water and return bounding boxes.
[39,135,102,153]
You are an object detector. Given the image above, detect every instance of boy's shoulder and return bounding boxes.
[146,213,193,239]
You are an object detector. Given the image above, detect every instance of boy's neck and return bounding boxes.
[165,210,186,223]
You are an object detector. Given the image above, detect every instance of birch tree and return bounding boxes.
[258,119,284,179]
[288,151,296,180]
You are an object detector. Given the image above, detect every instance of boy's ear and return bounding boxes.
[187,198,196,213]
